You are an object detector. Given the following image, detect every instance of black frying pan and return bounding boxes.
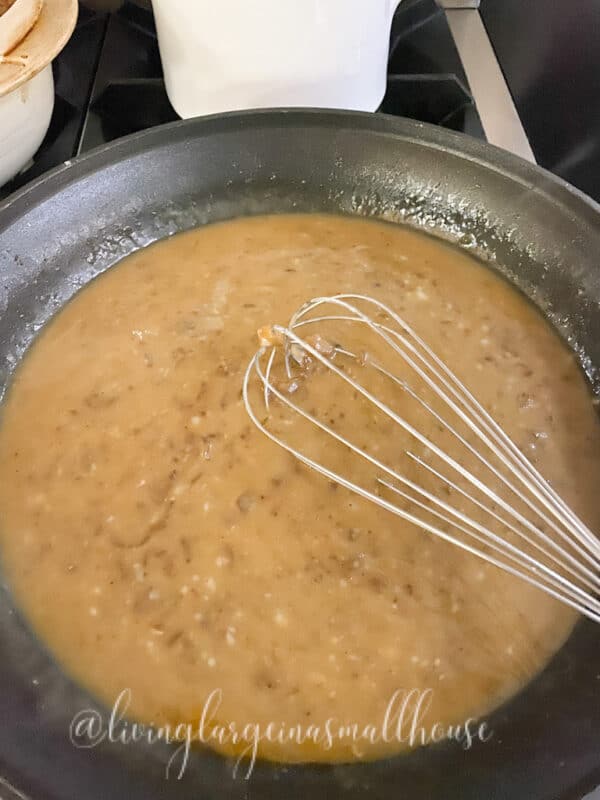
[0,110,599,800]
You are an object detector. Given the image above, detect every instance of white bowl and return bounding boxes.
[0,62,54,187]
[152,0,403,119]
[0,0,77,189]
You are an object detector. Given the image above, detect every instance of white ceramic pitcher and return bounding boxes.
[152,0,402,119]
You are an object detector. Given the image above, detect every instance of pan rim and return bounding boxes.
[1,108,599,228]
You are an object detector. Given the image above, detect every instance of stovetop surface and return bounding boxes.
[0,0,484,201]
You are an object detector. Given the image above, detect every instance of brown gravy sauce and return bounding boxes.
[0,214,598,762]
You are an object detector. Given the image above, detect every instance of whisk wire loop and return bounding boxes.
[243,294,600,623]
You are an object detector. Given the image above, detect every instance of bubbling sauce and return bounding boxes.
[0,214,598,763]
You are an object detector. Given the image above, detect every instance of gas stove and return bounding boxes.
[2,0,599,204]
[0,0,491,201]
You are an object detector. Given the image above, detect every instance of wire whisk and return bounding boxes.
[243,294,600,623]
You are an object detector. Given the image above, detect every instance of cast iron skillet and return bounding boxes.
[0,110,599,800]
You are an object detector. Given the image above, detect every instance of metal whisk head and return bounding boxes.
[243,294,600,623]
